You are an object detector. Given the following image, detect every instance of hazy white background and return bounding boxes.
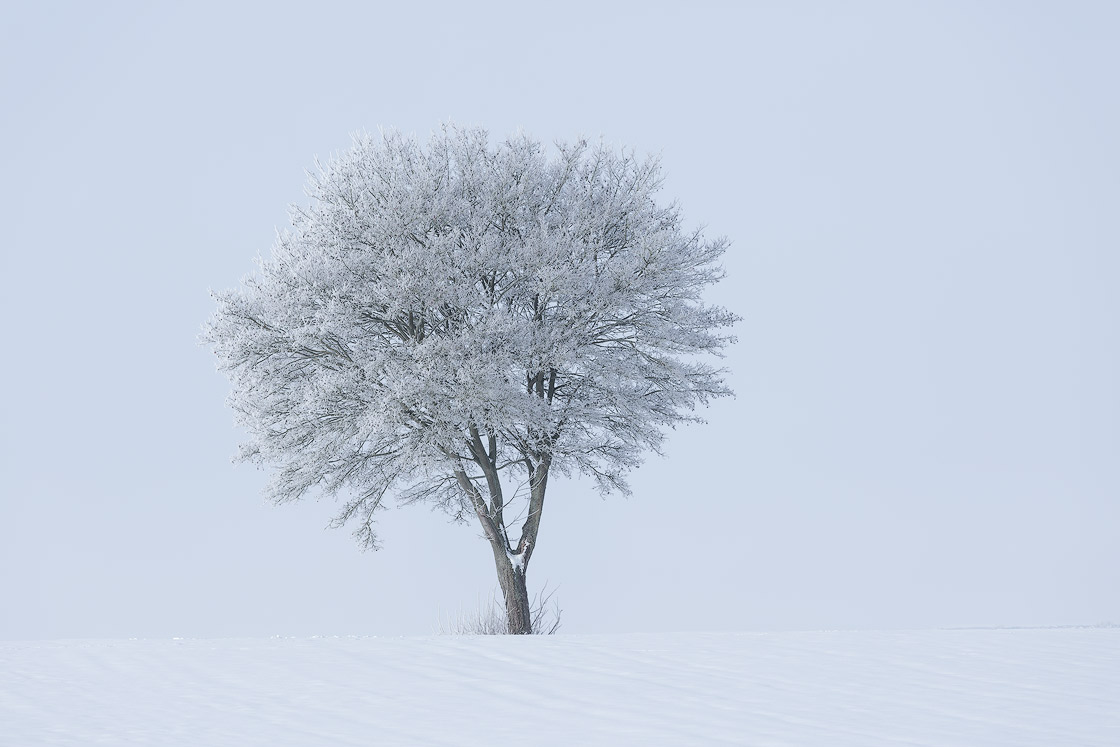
[2,1,1116,639]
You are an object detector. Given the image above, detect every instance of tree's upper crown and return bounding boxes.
[204,124,736,533]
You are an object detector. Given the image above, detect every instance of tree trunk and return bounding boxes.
[497,557,532,635]
[458,438,549,635]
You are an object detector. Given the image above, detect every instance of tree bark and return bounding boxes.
[493,548,532,635]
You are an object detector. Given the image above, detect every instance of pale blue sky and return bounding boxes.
[2,1,1117,638]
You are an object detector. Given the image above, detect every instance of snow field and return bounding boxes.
[2,629,1117,746]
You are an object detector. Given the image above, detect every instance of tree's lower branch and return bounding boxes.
[516,454,550,563]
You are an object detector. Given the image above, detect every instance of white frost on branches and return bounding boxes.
[203,124,737,549]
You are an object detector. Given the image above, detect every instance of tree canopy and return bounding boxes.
[204,124,736,630]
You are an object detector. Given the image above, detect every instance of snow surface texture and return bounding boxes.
[2,629,1117,746]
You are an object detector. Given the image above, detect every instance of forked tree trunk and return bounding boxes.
[473,493,537,635]
[458,432,551,635]
[495,458,549,634]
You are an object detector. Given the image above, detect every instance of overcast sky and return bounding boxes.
[2,1,1117,639]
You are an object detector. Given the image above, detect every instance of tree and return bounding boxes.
[203,124,737,633]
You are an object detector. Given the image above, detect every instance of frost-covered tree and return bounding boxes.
[203,124,736,633]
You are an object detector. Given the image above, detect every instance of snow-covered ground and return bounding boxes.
[2,628,1117,746]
